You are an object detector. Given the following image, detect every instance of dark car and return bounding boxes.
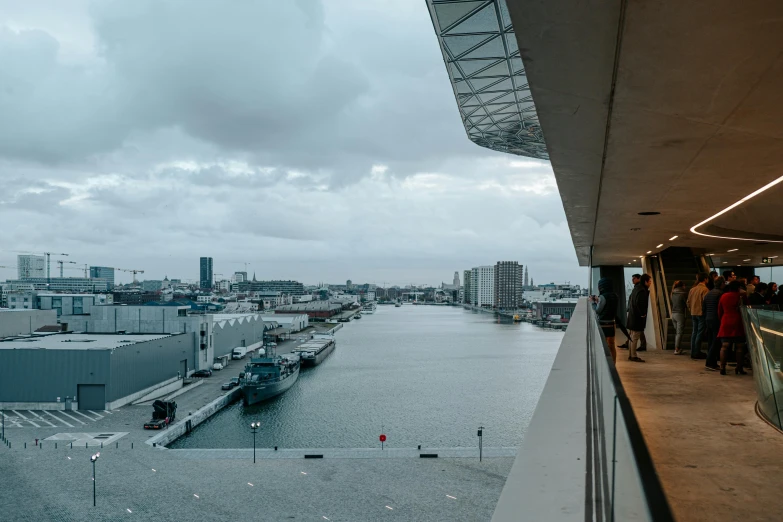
[221,382,233,390]
[192,369,212,378]
[229,377,240,387]
[144,419,167,430]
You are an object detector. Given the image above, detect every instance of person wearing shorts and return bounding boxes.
[592,277,619,364]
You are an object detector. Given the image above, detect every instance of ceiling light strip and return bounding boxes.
[690,174,783,242]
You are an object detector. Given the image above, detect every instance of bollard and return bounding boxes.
[131,443,133,449]
[40,443,42,449]
[274,446,278,451]
[55,443,57,449]
[71,442,73,449]
[86,443,88,448]
[418,445,421,450]
[100,442,103,448]
[24,442,26,449]
[116,442,118,449]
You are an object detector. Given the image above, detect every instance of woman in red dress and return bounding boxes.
[717,281,748,375]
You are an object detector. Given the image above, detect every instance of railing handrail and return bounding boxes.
[587,303,675,522]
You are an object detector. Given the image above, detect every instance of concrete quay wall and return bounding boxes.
[146,387,241,447]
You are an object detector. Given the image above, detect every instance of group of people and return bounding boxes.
[592,269,777,373]
[672,270,777,374]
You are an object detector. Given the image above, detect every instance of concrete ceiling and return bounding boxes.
[507,0,783,267]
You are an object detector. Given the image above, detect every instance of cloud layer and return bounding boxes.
[0,0,584,286]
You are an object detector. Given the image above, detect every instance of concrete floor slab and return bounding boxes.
[616,349,783,522]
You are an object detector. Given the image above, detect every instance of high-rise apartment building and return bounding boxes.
[453,271,460,288]
[17,255,45,279]
[524,265,529,287]
[199,257,213,289]
[470,266,495,308]
[90,266,115,287]
[495,261,524,310]
[462,270,472,304]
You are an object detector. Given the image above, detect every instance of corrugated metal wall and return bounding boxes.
[107,333,196,401]
[0,349,111,403]
[212,317,267,358]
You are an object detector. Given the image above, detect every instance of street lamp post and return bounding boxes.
[477,426,484,462]
[90,452,100,506]
[250,422,260,463]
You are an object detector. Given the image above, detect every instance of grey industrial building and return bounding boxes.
[0,333,195,410]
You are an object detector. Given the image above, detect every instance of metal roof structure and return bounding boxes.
[427,0,548,160]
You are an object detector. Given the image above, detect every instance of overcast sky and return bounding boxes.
[0,0,585,287]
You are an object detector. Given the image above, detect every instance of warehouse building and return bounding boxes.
[0,309,58,337]
[0,332,195,410]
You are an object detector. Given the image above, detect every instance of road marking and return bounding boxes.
[58,411,86,425]
[127,508,132,513]
[193,494,200,499]
[385,506,394,510]
[86,411,104,419]
[44,411,74,428]
[72,411,97,422]
[13,410,39,427]
[27,411,56,427]
[1,412,22,428]
[446,494,457,500]
[248,483,253,486]
[103,410,112,414]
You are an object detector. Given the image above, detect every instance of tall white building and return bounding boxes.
[470,265,495,308]
[17,255,45,279]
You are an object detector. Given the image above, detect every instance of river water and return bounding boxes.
[170,305,562,449]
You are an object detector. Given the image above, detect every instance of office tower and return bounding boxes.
[199,257,213,289]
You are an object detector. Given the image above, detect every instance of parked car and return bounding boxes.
[192,369,212,378]
[229,377,240,387]
[144,419,167,430]
[212,362,224,371]
[221,382,233,390]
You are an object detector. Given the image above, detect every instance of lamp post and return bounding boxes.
[90,452,100,506]
[250,422,260,463]
[477,426,484,462]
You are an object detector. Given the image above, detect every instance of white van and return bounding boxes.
[232,347,247,360]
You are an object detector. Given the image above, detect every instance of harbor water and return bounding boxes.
[170,305,562,449]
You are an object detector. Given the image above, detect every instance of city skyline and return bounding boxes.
[0,0,585,287]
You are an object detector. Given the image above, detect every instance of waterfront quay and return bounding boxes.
[0,439,513,521]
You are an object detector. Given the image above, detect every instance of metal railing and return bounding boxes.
[586,303,675,521]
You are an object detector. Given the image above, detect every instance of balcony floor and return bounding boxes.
[616,349,783,522]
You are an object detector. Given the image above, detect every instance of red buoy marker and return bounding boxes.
[380,434,386,450]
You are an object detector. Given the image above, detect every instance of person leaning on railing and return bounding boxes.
[591,277,619,363]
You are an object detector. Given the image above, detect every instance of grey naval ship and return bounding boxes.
[241,349,300,406]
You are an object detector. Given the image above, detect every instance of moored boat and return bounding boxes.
[241,352,300,406]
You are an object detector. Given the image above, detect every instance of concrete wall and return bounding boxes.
[88,305,195,334]
[0,309,57,337]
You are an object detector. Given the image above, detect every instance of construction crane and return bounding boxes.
[56,260,78,277]
[117,268,145,283]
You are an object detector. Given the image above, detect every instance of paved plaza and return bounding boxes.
[0,439,512,521]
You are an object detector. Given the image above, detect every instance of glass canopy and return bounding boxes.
[427,0,548,160]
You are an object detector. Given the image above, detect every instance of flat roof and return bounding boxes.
[0,333,172,351]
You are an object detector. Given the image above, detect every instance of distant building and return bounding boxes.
[524,266,529,287]
[3,278,110,293]
[470,266,495,308]
[494,261,524,310]
[533,301,577,321]
[89,266,115,287]
[113,290,160,305]
[463,270,472,304]
[346,279,353,290]
[453,271,460,288]
[234,280,305,295]
[17,255,46,279]
[37,293,111,317]
[233,271,247,283]
[199,257,213,289]
[275,301,343,319]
